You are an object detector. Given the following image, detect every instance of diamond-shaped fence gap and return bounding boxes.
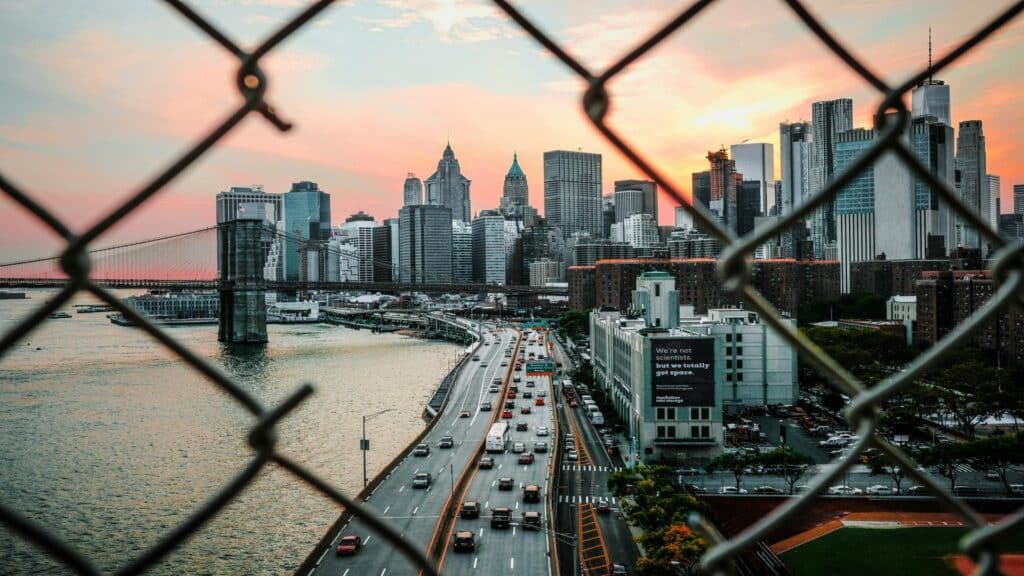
[0,296,264,574]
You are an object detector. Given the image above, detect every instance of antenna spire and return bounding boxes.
[928,27,933,82]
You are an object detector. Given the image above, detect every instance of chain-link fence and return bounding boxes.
[2,0,1023,575]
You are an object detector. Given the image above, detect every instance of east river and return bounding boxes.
[0,290,460,575]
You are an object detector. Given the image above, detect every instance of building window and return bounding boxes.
[725,334,732,343]
[736,359,744,369]
[690,407,710,420]
[691,425,710,438]
[726,372,732,381]
[657,407,676,420]
[737,372,744,382]
[735,334,743,343]
[736,346,744,355]
[667,426,676,438]
[726,359,732,369]
[655,284,661,297]
[657,425,665,438]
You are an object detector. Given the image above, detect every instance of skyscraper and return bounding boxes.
[403,173,424,206]
[737,181,761,237]
[283,181,331,281]
[706,148,739,233]
[500,152,528,211]
[613,186,644,223]
[986,174,1001,232]
[1015,184,1024,216]
[730,143,775,215]
[911,31,952,126]
[543,150,603,238]
[956,120,987,250]
[911,115,955,258]
[472,209,506,285]
[614,179,658,223]
[398,204,453,283]
[451,220,473,283]
[811,98,854,258]
[215,185,283,281]
[425,143,472,222]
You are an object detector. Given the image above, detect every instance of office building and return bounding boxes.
[283,181,331,281]
[614,186,644,223]
[705,149,738,232]
[1015,184,1024,215]
[1000,214,1024,240]
[602,194,616,238]
[499,152,530,217]
[987,174,1001,233]
[623,213,660,248]
[730,143,774,215]
[215,185,283,281]
[668,229,721,259]
[452,220,473,283]
[955,120,987,250]
[472,209,506,285]
[529,259,562,287]
[371,225,393,282]
[737,181,761,237]
[573,240,635,267]
[544,150,603,238]
[811,98,854,258]
[779,122,813,257]
[615,179,658,222]
[674,205,694,231]
[515,222,566,285]
[911,115,956,258]
[403,173,424,206]
[425,142,472,222]
[398,204,453,284]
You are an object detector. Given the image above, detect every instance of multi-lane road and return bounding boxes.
[311,325,517,576]
[438,332,558,575]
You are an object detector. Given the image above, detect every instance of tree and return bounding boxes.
[918,442,966,491]
[557,309,589,340]
[569,359,594,389]
[961,433,1024,496]
[866,451,909,494]
[934,360,1001,439]
[635,523,705,576]
[706,451,755,490]
[758,447,816,494]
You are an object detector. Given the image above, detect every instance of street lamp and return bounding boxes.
[361,408,394,488]
[530,523,579,576]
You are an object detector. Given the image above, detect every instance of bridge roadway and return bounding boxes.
[310,325,518,576]
[439,333,556,576]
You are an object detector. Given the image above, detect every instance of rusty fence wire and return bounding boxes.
[1,0,1023,575]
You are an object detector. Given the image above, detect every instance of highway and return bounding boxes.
[310,324,518,576]
[438,330,557,576]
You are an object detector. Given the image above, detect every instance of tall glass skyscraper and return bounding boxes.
[543,150,602,238]
[956,120,987,250]
[811,98,854,258]
[730,143,774,215]
[283,181,331,281]
[398,204,453,283]
[425,143,472,222]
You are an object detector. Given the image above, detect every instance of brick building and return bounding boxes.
[567,266,597,310]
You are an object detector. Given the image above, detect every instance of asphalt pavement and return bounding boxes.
[440,333,557,576]
[310,326,517,576]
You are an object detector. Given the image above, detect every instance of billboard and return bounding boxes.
[650,338,715,406]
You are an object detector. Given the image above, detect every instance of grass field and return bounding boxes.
[781,527,1024,576]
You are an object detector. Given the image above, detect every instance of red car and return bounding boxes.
[520,406,532,415]
[336,535,362,556]
[507,392,518,399]
[569,400,578,408]
[518,452,535,464]
[535,398,545,406]
[501,410,513,419]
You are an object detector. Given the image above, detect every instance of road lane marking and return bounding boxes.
[479,527,484,537]
[511,557,515,570]
[343,570,349,576]
[365,536,372,544]
[398,486,404,493]
[413,506,419,515]
[473,557,478,568]
[485,501,489,508]
[316,548,328,566]
[383,505,391,514]
[380,569,387,576]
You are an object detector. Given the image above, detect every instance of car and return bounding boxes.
[986,471,1000,481]
[471,355,480,361]
[827,485,863,495]
[480,401,492,411]
[522,511,542,530]
[413,443,430,457]
[526,380,536,388]
[523,391,533,399]
[480,362,488,367]
[335,535,362,556]
[439,436,454,449]
[523,484,541,503]
[507,392,518,399]
[479,457,494,469]
[512,442,526,453]
[718,486,748,495]
[518,452,535,464]
[905,485,931,496]
[752,486,784,495]
[865,485,895,495]
[596,500,610,513]
[953,486,984,497]
[536,426,549,436]
[535,397,546,406]
[489,386,500,393]
[412,472,432,489]
[491,507,512,529]
[492,378,503,385]
[501,410,513,419]
[460,501,480,519]
[566,450,579,461]
[459,410,471,418]
[453,530,476,552]
[676,467,700,476]
[610,562,629,575]
[684,484,708,494]
[510,384,519,393]
[520,406,532,415]
[498,477,514,491]
[534,442,548,453]
[505,401,516,410]
[516,420,528,431]
[537,390,547,397]
[569,400,578,408]
[500,361,509,366]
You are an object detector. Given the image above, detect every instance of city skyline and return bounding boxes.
[1,1,1023,264]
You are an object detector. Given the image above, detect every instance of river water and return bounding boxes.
[0,290,460,575]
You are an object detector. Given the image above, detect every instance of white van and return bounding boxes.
[590,412,605,426]
[587,404,601,415]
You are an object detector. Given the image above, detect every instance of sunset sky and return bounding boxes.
[1,0,1021,263]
